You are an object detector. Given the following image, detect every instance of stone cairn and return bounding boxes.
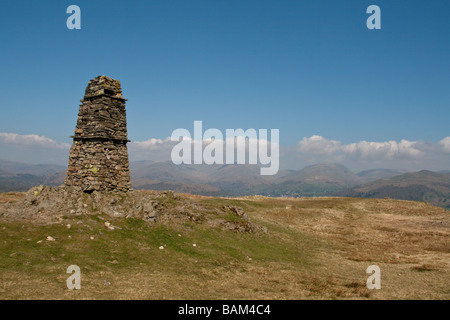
[64,75,132,192]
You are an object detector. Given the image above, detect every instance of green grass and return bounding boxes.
[0,208,319,284]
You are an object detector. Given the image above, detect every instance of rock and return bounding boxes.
[46,236,55,242]
[159,246,164,250]
[64,76,132,192]
[66,224,71,229]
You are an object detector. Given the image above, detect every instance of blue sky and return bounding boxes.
[0,0,449,170]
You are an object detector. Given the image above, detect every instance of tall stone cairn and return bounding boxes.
[64,75,132,192]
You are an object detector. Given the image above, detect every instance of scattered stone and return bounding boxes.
[66,224,71,229]
[46,236,55,242]
[192,243,197,247]
[103,280,111,286]
[159,246,164,250]
[104,222,111,228]
[90,236,94,240]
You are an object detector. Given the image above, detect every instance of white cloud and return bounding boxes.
[1,131,449,171]
[439,137,450,153]
[130,137,170,150]
[297,135,425,161]
[342,139,423,160]
[0,132,70,149]
[297,135,342,155]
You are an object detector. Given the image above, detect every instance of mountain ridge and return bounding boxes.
[0,159,448,209]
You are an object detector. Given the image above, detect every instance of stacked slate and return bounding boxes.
[65,75,132,192]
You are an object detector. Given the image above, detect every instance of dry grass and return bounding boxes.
[0,193,448,300]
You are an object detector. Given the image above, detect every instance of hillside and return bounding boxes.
[0,160,66,176]
[1,160,448,208]
[357,168,409,183]
[340,170,450,209]
[130,162,370,197]
[0,191,448,299]
[0,160,65,192]
[262,163,364,197]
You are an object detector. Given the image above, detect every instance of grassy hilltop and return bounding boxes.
[0,191,449,300]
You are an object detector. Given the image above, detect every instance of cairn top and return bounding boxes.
[83,75,125,100]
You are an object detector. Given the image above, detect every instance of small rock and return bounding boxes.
[83,204,87,208]
[159,246,164,250]
[192,243,197,247]
[70,210,76,214]
[66,224,71,229]
[178,234,182,237]
[104,222,111,228]
[68,235,72,239]
[103,280,111,286]
[90,236,94,240]
[46,236,55,242]
[36,240,43,244]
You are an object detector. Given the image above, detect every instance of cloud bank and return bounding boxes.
[1,132,449,172]
[295,135,450,171]
[0,133,70,149]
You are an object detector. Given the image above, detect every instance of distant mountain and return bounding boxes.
[339,170,450,210]
[356,168,408,183]
[2,159,449,210]
[0,160,65,192]
[0,160,66,176]
[130,161,269,195]
[281,163,362,185]
[129,162,364,197]
[253,163,363,197]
